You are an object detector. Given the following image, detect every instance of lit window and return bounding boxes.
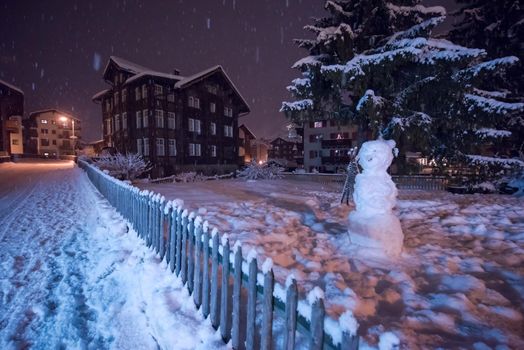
[210,122,216,135]
[155,110,164,128]
[154,84,163,96]
[143,138,149,156]
[168,139,177,156]
[136,139,143,155]
[188,96,194,107]
[189,143,201,156]
[189,118,201,134]
[142,109,148,127]
[314,121,322,128]
[194,98,200,109]
[224,125,233,137]
[156,138,165,156]
[167,112,176,129]
[41,119,48,124]
[141,84,147,99]
[136,111,142,128]
[210,145,217,157]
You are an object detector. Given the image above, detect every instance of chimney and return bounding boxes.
[173,68,181,76]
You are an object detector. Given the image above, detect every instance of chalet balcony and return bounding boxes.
[321,138,352,149]
[322,156,350,165]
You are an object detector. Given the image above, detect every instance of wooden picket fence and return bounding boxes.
[282,172,448,191]
[79,160,359,350]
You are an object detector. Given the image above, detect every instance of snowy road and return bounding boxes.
[0,160,226,349]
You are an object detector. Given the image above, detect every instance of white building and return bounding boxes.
[303,120,358,172]
[25,109,81,156]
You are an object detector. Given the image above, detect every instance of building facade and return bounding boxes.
[93,56,250,178]
[24,109,81,156]
[0,79,24,156]
[303,120,358,173]
[238,124,256,164]
[267,137,302,169]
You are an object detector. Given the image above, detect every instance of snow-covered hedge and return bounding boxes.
[94,153,151,180]
[237,161,285,180]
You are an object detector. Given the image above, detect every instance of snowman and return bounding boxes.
[348,139,404,257]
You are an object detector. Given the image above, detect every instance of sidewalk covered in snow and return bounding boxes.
[0,160,226,349]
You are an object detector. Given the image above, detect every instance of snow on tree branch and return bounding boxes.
[95,153,152,180]
[475,128,512,139]
[464,94,524,115]
[386,3,446,18]
[356,90,386,111]
[280,99,313,112]
[387,16,445,43]
[467,155,524,168]
[292,55,326,69]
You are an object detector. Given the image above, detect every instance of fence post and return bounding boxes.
[210,230,220,328]
[342,332,359,350]
[181,210,189,284]
[193,218,203,307]
[220,237,230,341]
[164,203,172,264]
[246,255,257,350]
[175,208,183,276]
[284,278,298,350]
[231,243,242,349]
[146,195,153,247]
[261,263,274,350]
[202,224,210,318]
[187,213,196,293]
[309,289,325,350]
[169,206,177,272]
[158,199,165,257]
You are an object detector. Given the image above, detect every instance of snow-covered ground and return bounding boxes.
[0,160,226,349]
[140,178,524,349]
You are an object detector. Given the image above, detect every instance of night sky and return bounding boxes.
[0,0,455,142]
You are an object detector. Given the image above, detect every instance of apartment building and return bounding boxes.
[92,56,250,177]
[24,109,81,156]
[302,120,358,172]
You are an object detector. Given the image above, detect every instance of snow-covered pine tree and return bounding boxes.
[448,0,524,179]
[283,1,524,181]
[321,16,524,177]
[448,0,523,63]
[281,0,445,128]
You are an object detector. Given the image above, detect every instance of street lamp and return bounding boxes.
[59,115,77,154]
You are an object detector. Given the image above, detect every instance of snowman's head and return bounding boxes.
[357,139,396,173]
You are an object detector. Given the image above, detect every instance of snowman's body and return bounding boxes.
[348,139,404,257]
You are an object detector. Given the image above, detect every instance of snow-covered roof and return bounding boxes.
[106,56,152,75]
[175,65,250,114]
[239,124,256,139]
[92,88,112,101]
[29,108,81,121]
[124,71,184,85]
[0,79,24,95]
